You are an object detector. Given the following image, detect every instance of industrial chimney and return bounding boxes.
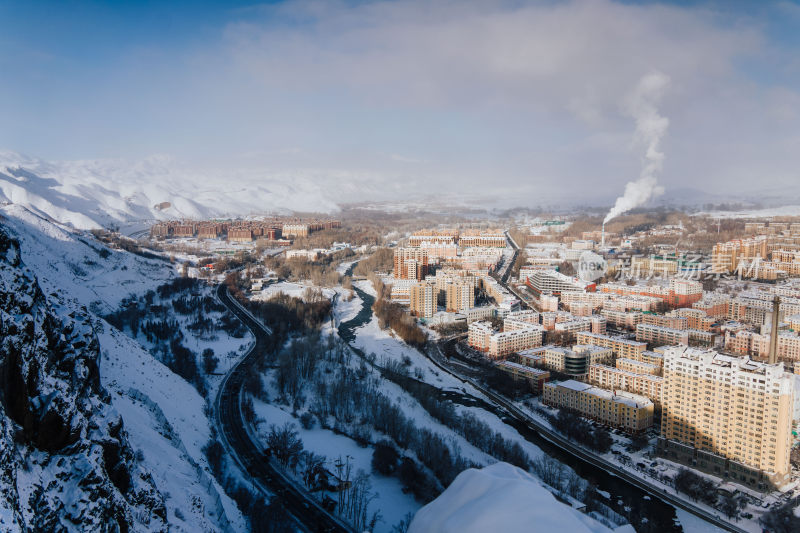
[768,296,781,364]
[601,222,605,248]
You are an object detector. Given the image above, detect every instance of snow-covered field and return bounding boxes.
[250,281,336,302]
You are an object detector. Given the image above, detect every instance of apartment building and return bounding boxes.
[418,242,459,260]
[468,321,544,358]
[228,227,254,242]
[749,332,800,362]
[463,306,495,324]
[408,230,458,247]
[568,301,593,317]
[541,347,587,375]
[630,255,679,277]
[636,324,689,346]
[445,282,475,312]
[282,223,309,238]
[518,347,545,367]
[554,318,592,336]
[496,361,550,393]
[601,309,643,330]
[575,332,647,359]
[458,230,507,248]
[617,357,660,375]
[394,248,430,281]
[572,344,614,366]
[638,350,665,368]
[642,313,688,330]
[711,236,769,274]
[527,270,596,296]
[588,364,663,405]
[693,295,730,318]
[468,321,493,351]
[590,315,608,335]
[658,347,794,490]
[543,380,654,433]
[409,283,436,318]
[671,308,715,331]
[560,291,609,311]
[488,327,544,359]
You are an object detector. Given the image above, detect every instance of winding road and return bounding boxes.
[213,283,355,533]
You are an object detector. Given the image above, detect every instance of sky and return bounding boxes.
[1,0,799,208]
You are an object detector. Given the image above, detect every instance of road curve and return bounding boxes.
[214,283,355,533]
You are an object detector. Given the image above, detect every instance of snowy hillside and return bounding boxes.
[0,208,246,530]
[408,463,618,533]
[0,151,339,231]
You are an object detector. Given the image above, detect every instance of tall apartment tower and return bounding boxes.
[394,248,429,281]
[409,283,436,318]
[659,346,793,490]
[769,296,781,364]
[445,282,475,313]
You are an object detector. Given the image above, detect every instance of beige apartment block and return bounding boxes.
[543,380,654,433]
[659,347,794,490]
[576,332,647,359]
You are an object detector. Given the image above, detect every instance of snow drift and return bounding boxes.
[408,462,614,533]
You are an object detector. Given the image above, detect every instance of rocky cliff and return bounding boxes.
[0,226,167,531]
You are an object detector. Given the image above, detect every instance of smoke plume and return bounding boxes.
[604,71,670,225]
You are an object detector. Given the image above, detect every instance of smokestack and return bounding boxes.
[769,296,781,364]
[601,222,605,248]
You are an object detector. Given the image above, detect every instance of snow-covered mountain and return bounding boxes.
[0,151,340,231]
[0,206,245,531]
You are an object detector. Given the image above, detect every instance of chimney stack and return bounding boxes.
[768,296,781,364]
[601,222,605,248]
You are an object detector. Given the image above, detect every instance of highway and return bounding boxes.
[214,284,355,533]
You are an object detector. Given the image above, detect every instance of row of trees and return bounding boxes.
[366,273,427,348]
[544,410,613,454]
[352,247,393,277]
[673,468,756,522]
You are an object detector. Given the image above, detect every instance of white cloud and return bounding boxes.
[2,0,798,208]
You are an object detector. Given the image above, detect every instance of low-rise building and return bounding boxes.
[636,324,689,346]
[588,364,663,405]
[543,380,654,433]
[496,361,550,392]
[575,332,647,359]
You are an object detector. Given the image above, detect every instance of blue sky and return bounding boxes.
[1,0,798,205]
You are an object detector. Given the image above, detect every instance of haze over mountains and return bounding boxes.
[3,151,799,233]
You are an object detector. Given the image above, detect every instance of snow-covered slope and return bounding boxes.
[409,462,615,533]
[0,151,338,230]
[0,224,168,530]
[0,208,246,530]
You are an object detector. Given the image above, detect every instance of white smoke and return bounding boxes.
[604,71,670,225]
